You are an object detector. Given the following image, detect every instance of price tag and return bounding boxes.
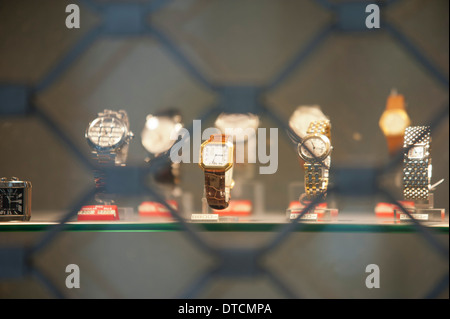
[399,213,429,221]
[290,213,318,220]
[77,205,119,221]
[191,214,219,221]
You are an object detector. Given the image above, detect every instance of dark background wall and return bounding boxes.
[0,0,448,299]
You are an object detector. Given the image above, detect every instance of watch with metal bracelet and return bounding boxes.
[199,134,234,210]
[86,109,134,166]
[85,109,134,202]
[402,126,431,200]
[297,120,332,200]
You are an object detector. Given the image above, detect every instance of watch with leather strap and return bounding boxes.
[298,120,332,200]
[199,134,234,210]
[403,126,431,200]
[379,90,411,156]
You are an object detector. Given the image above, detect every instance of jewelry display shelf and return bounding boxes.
[0,211,448,233]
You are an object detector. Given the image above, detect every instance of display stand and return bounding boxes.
[190,190,219,221]
[286,181,338,222]
[78,165,122,221]
[394,193,446,223]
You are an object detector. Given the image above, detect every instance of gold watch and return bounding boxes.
[199,134,234,210]
[297,120,332,200]
[379,90,411,157]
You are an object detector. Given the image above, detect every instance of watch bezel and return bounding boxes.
[85,116,129,152]
[405,143,430,160]
[141,115,181,155]
[298,134,332,162]
[199,139,234,172]
[0,180,32,220]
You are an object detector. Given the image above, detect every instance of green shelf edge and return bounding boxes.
[0,222,448,233]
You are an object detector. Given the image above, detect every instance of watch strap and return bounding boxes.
[402,126,431,200]
[386,93,405,110]
[304,162,329,200]
[386,134,404,157]
[307,120,331,141]
[204,170,229,210]
[303,120,331,200]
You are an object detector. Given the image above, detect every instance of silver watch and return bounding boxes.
[141,110,183,156]
[85,109,134,166]
[403,126,431,200]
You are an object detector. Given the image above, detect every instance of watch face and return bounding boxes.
[87,117,126,149]
[202,143,230,168]
[142,117,181,154]
[0,188,24,215]
[299,136,329,160]
[408,145,426,159]
[380,110,410,135]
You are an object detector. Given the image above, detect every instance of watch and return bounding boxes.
[402,126,431,200]
[379,90,411,156]
[86,109,134,203]
[297,120,332,200]
[289,105,328,140]
[141,109,183,156]
[214,112,260,143]
[85,109,134,166]
[0,177,32,221]
[199,134,234,210]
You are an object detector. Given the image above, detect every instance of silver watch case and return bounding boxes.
[85,114,133,153]
[298,133,332,162]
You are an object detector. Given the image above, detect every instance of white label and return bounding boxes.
[399,213,429,220]
[290,213,317,220]
[191,214,219,221]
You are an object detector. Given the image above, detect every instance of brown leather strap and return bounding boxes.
[204,170,229,210]
[386,93,405,110]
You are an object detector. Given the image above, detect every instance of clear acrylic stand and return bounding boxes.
[286,181,338,222]
[190,189,219,221]
[394,193,446,223]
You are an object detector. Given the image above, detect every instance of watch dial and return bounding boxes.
[408,145,425,159]
[142,117,179,154]
[0,188,24,215]
[202,144,229,167]
[300,136,328,159]
[87,117,126,148]
[382,112,408,135]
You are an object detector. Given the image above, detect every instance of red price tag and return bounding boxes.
[77,205,119,221]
